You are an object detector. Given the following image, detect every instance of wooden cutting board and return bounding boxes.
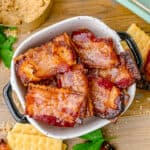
[0,0,150,149]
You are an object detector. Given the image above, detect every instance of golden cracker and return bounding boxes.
[121,41,129,50]
[10,123,43,136]
[127,23,150,63]
[62,144,67,150]
[7,123,67,150]
[7,133,62,150]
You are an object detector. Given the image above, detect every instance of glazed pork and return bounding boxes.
[89,76,127,119]
[72,29,119,69]
[144,50,150,81]
[25,84,86,127]
[57,64,88,95]
[0,140,10,150]
[97,51,141,88]
[15,33,76,85]
[57,64,89,118]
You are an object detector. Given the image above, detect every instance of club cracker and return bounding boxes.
[7,123,67,150]
[127,23,150,63]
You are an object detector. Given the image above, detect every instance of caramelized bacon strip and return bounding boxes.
[25,84,85,127]
[72,29,119,69]
[86,97,94,117]
[0,139,10,150]
[120,51,141,80]
[58,64,88,118]
[144,50,150,81]
[89,76,127,119]
[137,50,150,90]
[15,33,76,85]
[96,51,141,88]
[58,64,88,95]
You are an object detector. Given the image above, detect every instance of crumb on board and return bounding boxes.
[0,122,14,134]
[139,105,143,111]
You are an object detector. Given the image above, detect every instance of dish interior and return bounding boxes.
[11,16,136,139]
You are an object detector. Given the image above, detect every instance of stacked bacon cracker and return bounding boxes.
[127,24,150,63]
[125,24,150,89]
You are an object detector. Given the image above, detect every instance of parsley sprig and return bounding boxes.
[0,25,17,68]
[73,129,114,150]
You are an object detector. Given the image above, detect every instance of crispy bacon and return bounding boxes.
[15,33,76,85]
[137,50,150,89]
[94,51,141,88]
[86,97,94,117]
[144,50,150,81]
[25,84,85,127]
[120,51,141,80]
[89,76,126,119]
[0,139,10,150]
[57,64,88,118]
[58,64,88,95]
[15,30,139,127]
[71,29,119,69]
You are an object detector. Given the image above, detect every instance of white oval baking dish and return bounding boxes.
[3,16,142,139]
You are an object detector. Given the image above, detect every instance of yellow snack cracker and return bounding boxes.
[7,123,67,150]
[121,41,129,50]
[10,123,43,136]
[7,133,62,150]
[62,144,67,150]
[127,23,150,63]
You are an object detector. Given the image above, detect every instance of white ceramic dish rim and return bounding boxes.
[10,16,136,139]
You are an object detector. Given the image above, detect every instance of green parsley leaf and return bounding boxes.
[0,32,6,44]
[0,25,7,31]
[73,142,92,150]
[80,129,103,141]
[0,48,13,68]
[72,139,104,150]
[0,25,17,68]
[8,26,17,30]
[0,25,16,31]
[88,140,104,150]
[72,129,113,150]
[0,36,17,50]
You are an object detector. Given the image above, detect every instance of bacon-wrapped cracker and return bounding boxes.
[72,29,119,69]
[15,33,76,85]
[25,84,85,127]
[89,76,127,119]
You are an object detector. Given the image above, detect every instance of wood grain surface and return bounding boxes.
[0,0,150,149]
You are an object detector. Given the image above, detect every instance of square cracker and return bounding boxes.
[7,123,67,150]
[127,23,150,63]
